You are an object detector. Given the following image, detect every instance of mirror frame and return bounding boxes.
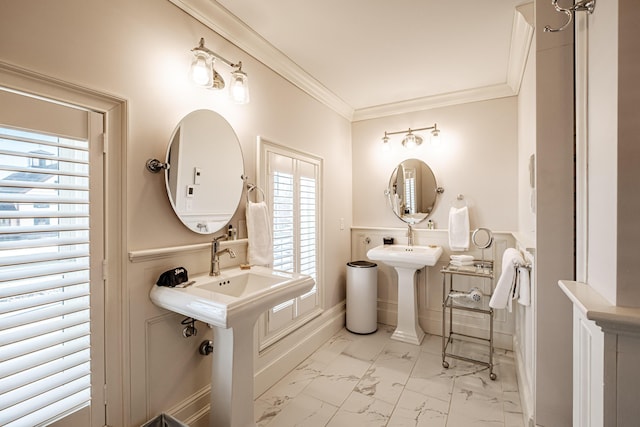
[387,158,442,225]
[164,109,245,234]
[472,227,494,249]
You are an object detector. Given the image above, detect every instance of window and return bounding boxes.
[0,90,104,427]
[258,139,322,348]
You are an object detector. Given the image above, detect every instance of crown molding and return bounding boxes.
[170,0,533,123]
[168,0,354,120]
[352,84,517,122]
[507,7,535,94]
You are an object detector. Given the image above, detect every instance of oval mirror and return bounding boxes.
[387,158,440,224]
[165,109,244,234]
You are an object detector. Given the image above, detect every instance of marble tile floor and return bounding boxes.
[254,324,524,427]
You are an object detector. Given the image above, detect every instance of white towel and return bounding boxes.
[450,260,474,267]
[489,248,524,310]
[517,266,531,306]
[246,201,273,266]
[448,206,469,251]
[450,254,474,262]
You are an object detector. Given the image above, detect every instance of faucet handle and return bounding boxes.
[213,234,228,242]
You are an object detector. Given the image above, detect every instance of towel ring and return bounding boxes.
[246,184,265,203]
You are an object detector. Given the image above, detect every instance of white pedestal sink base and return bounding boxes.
[391,267,425,346]
[211,318,256,427]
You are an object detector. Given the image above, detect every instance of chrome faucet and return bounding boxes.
[407,224,414,246]
[210,235,237,276]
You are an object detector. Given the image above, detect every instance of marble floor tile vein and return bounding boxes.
[256,326,524,427]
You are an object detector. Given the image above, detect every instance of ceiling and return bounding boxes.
[172,0,533,120]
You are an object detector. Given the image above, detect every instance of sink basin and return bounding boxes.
[150,266,314,328]
[367,244,443,269]
[367,244,443,345]
[150,266,314,427]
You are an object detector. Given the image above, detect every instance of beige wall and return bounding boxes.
[615,0,640,307]
[534,1,575,425]
[587,0,619,304]
[0,1,352,425]
[352,97,519,232]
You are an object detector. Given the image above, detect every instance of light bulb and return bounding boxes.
[190,53,212,87]
[401,132,422,149]
[229,67,249,104]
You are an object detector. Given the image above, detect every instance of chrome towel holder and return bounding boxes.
[544,0,596,33]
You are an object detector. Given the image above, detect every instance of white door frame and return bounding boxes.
[0,61,127,427]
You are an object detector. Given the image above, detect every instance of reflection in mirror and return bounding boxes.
[165,109,244,234]
[387,158,440,225]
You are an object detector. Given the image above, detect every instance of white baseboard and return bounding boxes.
[254,303,346,397]
[164,303,346,425]
[513,334,535,427]
[378,304,514,350]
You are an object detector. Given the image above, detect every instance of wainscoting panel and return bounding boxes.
[126,238,343,426]
[573,306,604,427]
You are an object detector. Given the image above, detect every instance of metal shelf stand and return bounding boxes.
[441,262,497,380]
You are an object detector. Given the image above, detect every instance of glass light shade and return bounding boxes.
[401,133,423,149]
[229,69,250,104]
[382,135,390,152]
[430,129,441,146]
[190,52,213,87]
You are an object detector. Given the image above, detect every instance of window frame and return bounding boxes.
[256,137,323,351]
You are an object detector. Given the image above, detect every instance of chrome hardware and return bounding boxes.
[146,158,170,173]
[210,234,237,276]
[407,224,414,246]
[199,340,213,356]
[181,317,198,338]
[544,0,596,33]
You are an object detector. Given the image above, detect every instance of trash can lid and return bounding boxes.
[347,260,377,268]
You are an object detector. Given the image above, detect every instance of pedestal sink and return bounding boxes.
[150,266,314,427]
[367,244,443,345]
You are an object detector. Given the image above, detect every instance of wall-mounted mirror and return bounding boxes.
[165,109,244,234]
[387,158,441,225]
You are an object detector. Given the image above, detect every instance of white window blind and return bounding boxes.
[404,169,416,215]
[0,126,92,427]
[259,142,322,343]
[272,170,294,273]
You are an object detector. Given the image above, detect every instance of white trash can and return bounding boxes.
[346,260,378,334]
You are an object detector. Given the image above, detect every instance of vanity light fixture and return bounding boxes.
[190,38,250,104]
[382,124,441,149]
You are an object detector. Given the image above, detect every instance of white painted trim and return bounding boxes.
[507,9,535,94]
[167,0,354,120]
[377,299,514,350]
[127,239,247,263]
[514,334,536,427]
[558,280,640,336]
[0,61,128,427]
[254,302,345,396]
[352,84,517,122]
[168,0,534,122]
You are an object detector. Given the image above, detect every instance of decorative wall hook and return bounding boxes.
[544,0,596,33]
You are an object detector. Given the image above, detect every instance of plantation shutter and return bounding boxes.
[0,89,99,427]
[265,148,320,334]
